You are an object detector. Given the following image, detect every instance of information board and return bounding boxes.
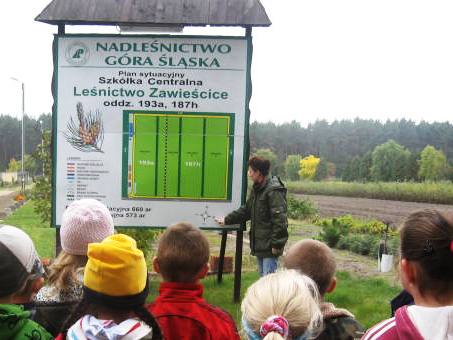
[53,34,250,227]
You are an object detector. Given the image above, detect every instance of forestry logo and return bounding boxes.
[65,42,90,66]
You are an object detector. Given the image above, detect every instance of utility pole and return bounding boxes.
[39,119,45,176]
[10,77,25,194]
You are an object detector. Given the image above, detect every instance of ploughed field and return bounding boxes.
[297,194,453,226]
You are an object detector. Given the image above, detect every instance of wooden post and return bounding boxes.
[55,228,61,255]
[232,26,252,302]
[233,224,244,302]
[58,24,65,35]
[217,229,228,283]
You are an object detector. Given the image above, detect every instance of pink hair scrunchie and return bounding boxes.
[259,315,289,338]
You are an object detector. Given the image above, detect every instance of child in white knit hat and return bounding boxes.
[0,225,53,339]
[33,198,114,335]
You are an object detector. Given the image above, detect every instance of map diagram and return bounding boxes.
[123,111,234,201]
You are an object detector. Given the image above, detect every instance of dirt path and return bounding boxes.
[0,189,16,196]
[0,189,18,220]
[297,194,453,226]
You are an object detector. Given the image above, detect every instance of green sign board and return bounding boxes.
[123,111,234,200]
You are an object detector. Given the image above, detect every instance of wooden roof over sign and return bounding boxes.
[35,0,271,27]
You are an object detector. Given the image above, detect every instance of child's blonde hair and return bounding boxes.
[46,251,86,289]
[241,270,323,340]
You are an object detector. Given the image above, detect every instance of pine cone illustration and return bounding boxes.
[77,102,85,130]
[64,102,104,152]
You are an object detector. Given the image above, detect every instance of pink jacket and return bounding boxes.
[361,306,423,340]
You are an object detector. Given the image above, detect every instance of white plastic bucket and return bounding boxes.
[380,254,394,272]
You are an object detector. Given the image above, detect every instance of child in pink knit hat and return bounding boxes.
[33,198,114,335]
[60,199,114,255]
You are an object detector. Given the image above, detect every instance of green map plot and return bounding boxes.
[123,111,234,200]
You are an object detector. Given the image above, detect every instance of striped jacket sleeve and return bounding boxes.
[361,317,396,340]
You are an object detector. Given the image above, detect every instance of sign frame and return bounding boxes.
[51,33,253,230]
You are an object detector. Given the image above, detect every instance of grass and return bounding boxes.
[5,202,400,330]
[2,201,55,258]
[325,271,400,328]
[287,180,453,204]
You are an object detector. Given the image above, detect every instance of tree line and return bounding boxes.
[1,115,452,181]
[0,114,51,173]
[250,118,453,180]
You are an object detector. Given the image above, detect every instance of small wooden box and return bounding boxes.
[210,255,233,274]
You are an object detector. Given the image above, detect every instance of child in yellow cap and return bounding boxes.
[56,234,162,340]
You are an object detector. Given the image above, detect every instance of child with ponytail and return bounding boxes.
[34,198,114,335]
[363,209,453,340]
[241,269,323,340]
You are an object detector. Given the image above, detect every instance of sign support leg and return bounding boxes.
[56,228,61,256]
[217,229,227,283]
[233,224,244,302]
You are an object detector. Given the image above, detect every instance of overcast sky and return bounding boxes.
[1,0,453,126]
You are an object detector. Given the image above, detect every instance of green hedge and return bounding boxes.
[318,215,399,257]
[317,215,398,236]
[288,180,453,204]
[287,195,318,220]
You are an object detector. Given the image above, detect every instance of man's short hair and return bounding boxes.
[284,239,336,295]
[156,222,210,283]
[248,156,270,177]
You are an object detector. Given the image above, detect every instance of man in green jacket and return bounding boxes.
[216,156,288,276]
